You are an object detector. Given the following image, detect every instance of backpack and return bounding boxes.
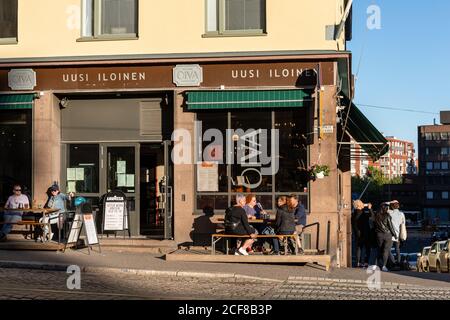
[224,206,240,231]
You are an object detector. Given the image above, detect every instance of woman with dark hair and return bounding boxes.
[275,196,296,255]
[352,200,372,267]
[374,204,397,271]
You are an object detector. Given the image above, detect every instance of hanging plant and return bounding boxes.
[309,164,330,180]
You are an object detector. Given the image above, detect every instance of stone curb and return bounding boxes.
[0,260,282,283]
[287,276,450,291]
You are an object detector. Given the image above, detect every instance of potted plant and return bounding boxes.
[309,164,330,180]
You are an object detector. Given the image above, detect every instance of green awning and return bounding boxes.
[186,90,313,110]
[0,94,35,110]
[340,93,389,161]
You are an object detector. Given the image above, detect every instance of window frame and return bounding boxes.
[193,109,310,214]
[204,0,267,37]
[0,0,18,44]
[78,0,139,42]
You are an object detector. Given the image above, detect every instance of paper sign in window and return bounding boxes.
[67,168,76,181]
[126,174,135,187]
[117,161,126,174]
[117,174,126,187]
[75,168,85,181]
[67,181,76,193]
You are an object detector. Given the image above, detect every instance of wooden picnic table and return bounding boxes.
[0,207,60,242]
[0,207,59,215]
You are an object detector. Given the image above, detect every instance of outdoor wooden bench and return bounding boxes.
[0,220,51,240]
[211,233,298,255]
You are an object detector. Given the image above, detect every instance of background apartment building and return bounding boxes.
[0,0,386,267]
[351,136,416,178]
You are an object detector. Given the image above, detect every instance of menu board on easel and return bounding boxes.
[102,190,130,237]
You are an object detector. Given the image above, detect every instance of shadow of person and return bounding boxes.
[189,206,217,247]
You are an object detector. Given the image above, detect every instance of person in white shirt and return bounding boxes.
[0,184,30,241]
[388,200,406,265]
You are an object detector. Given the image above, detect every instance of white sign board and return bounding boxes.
[197,162,219,192]
[83,213,99,245]
[103,202,125,231]
[67,213,83,244]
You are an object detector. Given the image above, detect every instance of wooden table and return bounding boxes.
[0,207,60,241]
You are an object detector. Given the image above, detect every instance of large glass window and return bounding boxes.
[67,144,100,193]
[0,0,17,42]
[206,0,266,35]
[0,110,32,206]
[82,0,138,38]
[275,110,309,193]
[196,109,310,213]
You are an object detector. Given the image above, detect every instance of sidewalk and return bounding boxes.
[0,249,449,289]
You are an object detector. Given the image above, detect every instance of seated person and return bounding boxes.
[289,194,307,254]
[0,184,30,241]
[41,184,74,241]
[224,194,257,256]
[275,196,297,254]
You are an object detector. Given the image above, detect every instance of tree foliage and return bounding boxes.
[351,166,402,205]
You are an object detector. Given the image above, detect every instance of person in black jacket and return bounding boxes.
[352,200,372,267]
[275,196,296,254]
[224,194,257,256]
[374,204,397,271]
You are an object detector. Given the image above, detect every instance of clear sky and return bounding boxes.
[348,0,450,150]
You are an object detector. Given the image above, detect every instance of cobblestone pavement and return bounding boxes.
[0,267,450,300]
[0,267,278,300]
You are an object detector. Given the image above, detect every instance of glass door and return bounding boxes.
[104,144,139,236]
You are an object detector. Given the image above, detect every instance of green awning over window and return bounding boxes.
[186,90,313,110]
[0,94,35,110]
[340,93,389,161]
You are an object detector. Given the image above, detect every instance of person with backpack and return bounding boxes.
[224,194,257,256]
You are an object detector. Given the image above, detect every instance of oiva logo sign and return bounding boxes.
[173,65,203,87]
[8,69,37,90]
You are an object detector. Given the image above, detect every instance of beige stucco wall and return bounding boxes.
[1,0,347,59]
[32,92,61,205]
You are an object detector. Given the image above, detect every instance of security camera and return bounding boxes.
[59,97,69,109]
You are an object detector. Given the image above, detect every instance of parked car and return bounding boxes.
[405,253,418,271]
[428,241,448,272]
[417,246,431,272]
[436,240,450,273]
[431,231,449,243]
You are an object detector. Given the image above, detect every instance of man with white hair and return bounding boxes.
[388,200,406,266]
[224,194,257,255]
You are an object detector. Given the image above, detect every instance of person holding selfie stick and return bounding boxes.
[0,184,30,241]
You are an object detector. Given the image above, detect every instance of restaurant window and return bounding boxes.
[195,109,310,213]
[82,0,138,39]
[67,144,100,193]
[206,0,266,35]
[0,110,32,206]
[0,0,17,43]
